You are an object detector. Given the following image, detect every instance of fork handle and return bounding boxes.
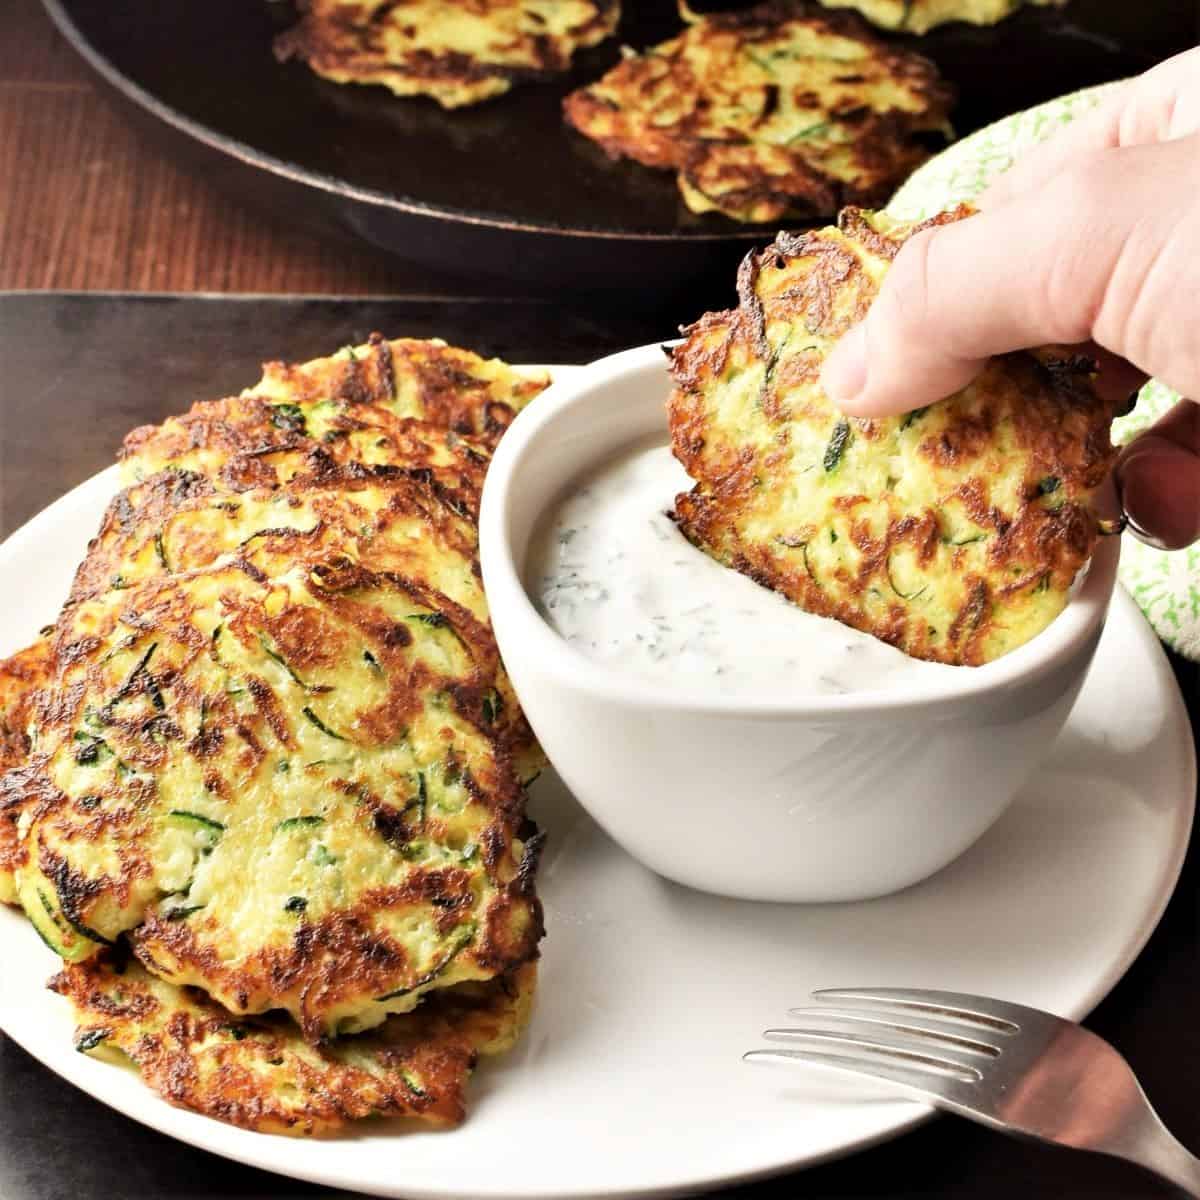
[1116,1109,1200,1198]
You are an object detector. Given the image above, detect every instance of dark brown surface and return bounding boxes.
[0,293,1196,1200]
[0,0,470,294]
[37,0,1200,292]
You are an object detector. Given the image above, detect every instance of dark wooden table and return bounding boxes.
[1,4,1198,1199]
[0,0,473,295]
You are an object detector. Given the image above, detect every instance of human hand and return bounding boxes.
[820,47,1200,549]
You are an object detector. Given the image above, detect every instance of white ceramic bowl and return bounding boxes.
[480,344,1120,903]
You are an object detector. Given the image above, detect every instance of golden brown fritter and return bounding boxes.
[53,955,536,1135]
[563,1,953,223]
[668,205,1119,665]
[275,0,621,109]
[0,636,54,904]
[17,488,543,1039]
[66,462,541,781]
[818,0,1065,35]
[121,334,549,484]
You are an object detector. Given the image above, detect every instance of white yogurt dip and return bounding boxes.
[526,439,961,697]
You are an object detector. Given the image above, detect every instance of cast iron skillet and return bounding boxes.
[42,0,1198,297]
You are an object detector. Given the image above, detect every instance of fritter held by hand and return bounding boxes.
[564,0,953,223]
[668,206,1119,665]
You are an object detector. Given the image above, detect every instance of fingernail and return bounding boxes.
[822,324,868,405]
[1114,456,1171,551]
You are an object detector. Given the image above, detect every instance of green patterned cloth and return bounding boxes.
[886,85,1199,661]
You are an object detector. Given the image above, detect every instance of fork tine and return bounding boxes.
[812,988,1029,1035]
[745,1048,974,1103]
[762,1028,982,1081]
[784,1007,1002,1057]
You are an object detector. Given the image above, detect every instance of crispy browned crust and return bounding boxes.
[563,0,954,222]
[121,334,547,480]
[0,637,54,899]
[275,0,620,107]
[66,457,538,778]
[668,205,1119,665]
[52,955,537,1135]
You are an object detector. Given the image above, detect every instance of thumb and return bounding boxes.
[820,189,1113,415]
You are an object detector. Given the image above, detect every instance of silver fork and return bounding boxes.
[746,987,1200,1197]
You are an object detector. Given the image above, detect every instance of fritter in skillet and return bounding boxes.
[668,205,1119,665]
[53,956,535,1134]
[275,0,621,109]
[818,0,1065,35]
[563,1,953,223]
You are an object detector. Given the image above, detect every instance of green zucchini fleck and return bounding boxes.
[302,706,348,741]
[275,815,325,834]
[167,810,226,842]
[269,403,307,434]
[376,922,476,1001]
[75,1029,110,1054]
[406,772,427,828]
[899,405,929,431]
[400,1069,429,1099]
[165,904,205,922]
[259,634,316,692]
[73,732,113,766]
[363,649,382,672]
[406,612,448,629]
[886,555,928,602]
[823,420,852,472]
[482,689,503,725]
[1038,476,1061,495]
[154,531,170,570]
[787,120,832,144]
[283,895,308,914]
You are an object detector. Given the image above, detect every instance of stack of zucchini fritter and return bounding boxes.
[0,335,550,1133]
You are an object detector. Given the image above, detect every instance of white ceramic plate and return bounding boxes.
[0,458,1194,1200]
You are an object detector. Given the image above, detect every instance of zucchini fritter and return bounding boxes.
[17,496,542,1039]
[66,463,540,782]
[668,206,1118,665]
[6,332,549,1131]
[818,0,1066,35]
[121,334,549,484]
[563,1,953,223]
[0,637,53,904]
[275,0,621,109]
[53,956,536,1134]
